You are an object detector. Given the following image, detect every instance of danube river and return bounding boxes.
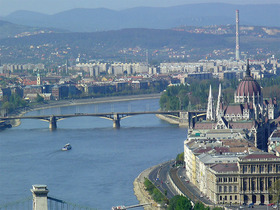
[0,98,186,209]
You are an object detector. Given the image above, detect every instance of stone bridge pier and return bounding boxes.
[179,111,189,127]
[113,114,120,129]
[49,116,57,130]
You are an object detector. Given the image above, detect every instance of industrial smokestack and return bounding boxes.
[236,9,240,61]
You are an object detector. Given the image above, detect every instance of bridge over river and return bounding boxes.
[0,110,206,130]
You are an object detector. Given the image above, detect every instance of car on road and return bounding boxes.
[248,203,254,208]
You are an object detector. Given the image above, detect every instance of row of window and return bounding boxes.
[243,165,280,173]
[219,185,238,193]
[218,177,238,183]
[220,195,238,201]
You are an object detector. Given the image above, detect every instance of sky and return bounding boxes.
[0,0,279,16]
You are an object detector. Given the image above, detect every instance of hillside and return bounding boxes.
[1,3,280,32]
[0,28,279,64]
[0,20,66,39]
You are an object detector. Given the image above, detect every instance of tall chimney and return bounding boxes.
[236,9,240,61]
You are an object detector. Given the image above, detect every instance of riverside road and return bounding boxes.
[148,161,214,205]
[148,162,274,210]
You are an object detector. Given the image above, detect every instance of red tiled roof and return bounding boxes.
[194,122,213,129]
[229,121,255,129]
[214,147,230,154]
[225,105,242,115]
[241,153,279,160]
[210,163,238,173]
[194,147,213,154]
[23,79,37,85]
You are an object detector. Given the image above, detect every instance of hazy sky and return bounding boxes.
[0,0,279,16]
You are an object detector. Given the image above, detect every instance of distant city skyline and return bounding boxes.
[0,0,279,16]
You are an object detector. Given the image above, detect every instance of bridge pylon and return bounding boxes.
[31,185,49,210]
[113,114,120,129]
[49,115,57,130]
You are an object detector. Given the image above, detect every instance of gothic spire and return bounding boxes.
[207,85,215,121]
[246,59,251,76]
[216,83,222,118]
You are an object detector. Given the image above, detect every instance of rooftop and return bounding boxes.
[210,163,238,173]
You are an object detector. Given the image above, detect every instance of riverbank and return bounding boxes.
[8,93,162,127]
[156,114,179,125]
[133,165,164,210]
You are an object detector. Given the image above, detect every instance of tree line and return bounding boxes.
[160,76,280,111]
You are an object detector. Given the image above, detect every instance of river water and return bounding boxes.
[0,98,186,209]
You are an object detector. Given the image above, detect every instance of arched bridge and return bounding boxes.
[0,110,206,130]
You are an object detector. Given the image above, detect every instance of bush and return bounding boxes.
[143,178,167,204]
[168,195,192,210]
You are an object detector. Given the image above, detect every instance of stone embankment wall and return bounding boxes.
[156,114,179,125]
[133,166,164,210]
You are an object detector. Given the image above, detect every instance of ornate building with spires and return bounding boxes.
[193,60,278,150]
[185,60,280,205]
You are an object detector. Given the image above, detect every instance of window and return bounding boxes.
[225,196,227,201]
[224,186,227,192]
[219,186,222,192]
[252,181,255,191]
[277,165,280,172]
[234,177,238,182]
[229,186,232,192]
[218,178,222,182]
[230,196,232,200]
[234,186,237,192]
[244,181,247,191]
[251,166,256,173]
[224,177,227,182]
[220,196,222,201]
[229,177,232,182]
[243,166,247,173]
[268,165,272,173]
[235,195,237,200]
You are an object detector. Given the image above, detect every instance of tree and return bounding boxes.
[269,179,280,208]
[35,94,44,103]
[176,152,184,165]
[193,202,210,210]
[168,195,192,210]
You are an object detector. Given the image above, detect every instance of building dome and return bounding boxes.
[236,60,261,97]
[236,76,261,96]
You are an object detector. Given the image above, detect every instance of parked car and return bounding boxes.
[268,203,274,206]
[248,203,254,208]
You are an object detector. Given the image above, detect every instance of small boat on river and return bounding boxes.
[62,143,72,151]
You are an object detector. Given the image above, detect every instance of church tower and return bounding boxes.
[37,73,41,85]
